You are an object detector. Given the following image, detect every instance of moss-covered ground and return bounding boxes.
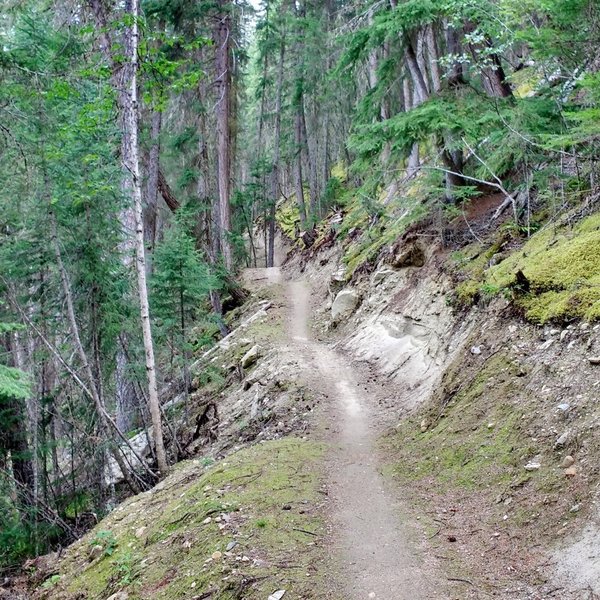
[453,212,600,323]
[37,439,334,600]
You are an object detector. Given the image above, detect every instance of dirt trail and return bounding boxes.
[285,278,446,600]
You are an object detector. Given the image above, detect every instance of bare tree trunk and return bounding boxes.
[123,0,168,477]
[302,105,319,220]
[214,1,233,270]
[444,20,465,86]
[291,1,309,228]
[425,23,442,93]
[294,106,308,228]
[145,110,162,258]
[268,37,285,267]
[404,39,430,104]
[403,78,420,176]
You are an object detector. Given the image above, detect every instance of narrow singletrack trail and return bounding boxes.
[285,278,446,600]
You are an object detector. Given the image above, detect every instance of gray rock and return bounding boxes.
[331,289,360,321]
[539,339,555,350]
[524,459,541,471]
[470,346,482,355]
[589,356,600,365]
[329,267,347,295]
[106,593,129,600]
[555,431,569,448]
[372,267,396,286]
[88,544,104,561]
[241,345,261,369]
[556,403,571,413]
[561,455,575,468]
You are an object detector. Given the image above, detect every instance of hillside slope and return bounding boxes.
[26,202,600,600]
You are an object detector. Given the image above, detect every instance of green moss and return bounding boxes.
[452,212,600,322]
[276,200,300,241]
[341,199,426,275]
[44,439,334,600]
[389,355,532,490]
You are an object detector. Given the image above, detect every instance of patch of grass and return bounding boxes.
[42,439,335,600]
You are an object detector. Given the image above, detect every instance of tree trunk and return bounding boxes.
[294,106,308,228]
[268,37,285,267]
[425,23,442,93]
[444,20,465,86]
[214,1,233,270]
[145,110,162,257]
[403,78,420,176]
[123,0,168,477]
[404,38,429,104]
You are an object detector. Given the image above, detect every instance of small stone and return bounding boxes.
[570,504,581,513]
[589,356,600,365]
[555,432,569,448]
[282,504,292,511]
[561,455,575,468]
[241,345,262,369]
[369,594,377,599]
[524,459,541,471]
[470,346,482,355]
[564,466,577,477]
[106,593,129,600]
[226,541,238,552]
[373,268,396,285]
[88,545,104,561]
[487,422,495,429]
[331,288,360,321]
[203,517,212,525]
[211,551,223,560]
[556,403,571,413]
[420,418,430,433]
[135,526,147,539]
[268,591,286,600]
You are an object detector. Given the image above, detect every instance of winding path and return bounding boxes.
[284,277,446,600]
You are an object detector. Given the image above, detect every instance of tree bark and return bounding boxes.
[214,1,233,270]
[145,110,162,256]
[425,23,442,93]
[268,37,285,267]
[294,106,308,228]
[123,0,168,476]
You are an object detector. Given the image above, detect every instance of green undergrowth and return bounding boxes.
[389,354,537,490]
[453,211,600,323]
[38,439,331,600]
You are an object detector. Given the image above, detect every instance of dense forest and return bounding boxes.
[1,0,599,577]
